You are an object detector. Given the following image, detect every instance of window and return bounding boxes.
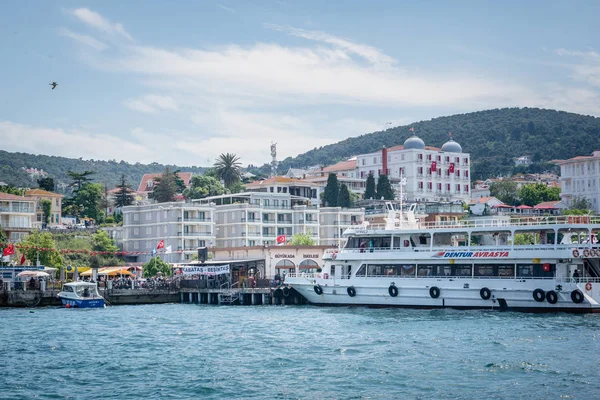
[464,185,469,192]
[427,182,432,190]
[456,170,460,177]
[418,154,423,160]
[465,170,469,178]
[133,213,139,222]
[146,213,152,221]
[399,167,404,175]
[146,227,152,234]
[134,242,139,249]
[373,157,377,163]
[263,199,269,206]
[437,183,442,191]
[446,183,450,191]
[418,181,423,189]
[427,154,432,161]
[445,156,450,162]
[456,184,461,192]
[164,225,167,233]
[362,159,365,165]
[464,157,469,165]
[418,167,423,175]
[133,227,139,235]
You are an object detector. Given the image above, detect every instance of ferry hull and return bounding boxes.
[59,297,105,308]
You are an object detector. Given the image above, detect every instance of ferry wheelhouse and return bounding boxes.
[285,204,600,313]
[57,282,106,308]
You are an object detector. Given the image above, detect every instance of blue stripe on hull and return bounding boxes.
[60,298,105,308]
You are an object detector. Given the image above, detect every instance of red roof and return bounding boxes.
[516,205,532,209]
[0,192,32,201]
[322,160,356,173]
[492,204,513,208]
[137,172,192,193]
[534,201,559,209]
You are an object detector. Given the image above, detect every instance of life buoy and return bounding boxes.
[585,282,592,291]
[592,249,599,258]
[546,290,558,304]
[571,290,584,304]
[429,286,440,299]
[532,288,545,302]
[314,285,323,295]
[572,249,580,258]
[347,286,356,297]
[480,287,491,300]
[388,285,398,297]
[583,249,590,258]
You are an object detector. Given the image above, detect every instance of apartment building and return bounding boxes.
[553,150,600,213]
[319,206,365,246]
[355,134,471,203]
[122,201,215,262]
[244,176,321,206]
[0,193,35,242]
[25,188,63,228]
[195,192,321,248]
[303,159,366,195]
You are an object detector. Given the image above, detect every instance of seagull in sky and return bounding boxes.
[49,82,58,90]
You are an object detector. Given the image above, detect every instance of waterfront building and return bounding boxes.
[469,196,504,216]
[122,201,215,263]
[25,188,63,228]
[302,159,366,195]
[136,172,193,203]
[0,193,35,242]
[355,134,471,203]
[244,176,321,206]
[553,151,600,213]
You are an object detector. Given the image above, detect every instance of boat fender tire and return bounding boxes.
[571,290,584,304]
[347,286,356,297]
[274,288,283,298]
[532,288,545,302]
[480,287,492,300]
[388,285,399,297]
[585,282,592,291]
[314,285,323,295]
[282,287,290,297]
[429,286,440,299]
[546,290,558,304]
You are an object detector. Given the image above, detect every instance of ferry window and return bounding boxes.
[453,265,472,276]
[497,265,514,278]
[383,265,399,276]
[517,264,533,277]
[474,265,494,277]
[381,237,391,249]
[355,265,366,276]
[419,235,428,245]
[434,265,452,276]
[367,264,384,276]
[417,265,433,276]
[393,237,401,248]
[400,265,415,276]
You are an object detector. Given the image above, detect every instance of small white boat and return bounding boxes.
[57,282,106,308]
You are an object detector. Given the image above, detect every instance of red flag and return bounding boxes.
[3,244,15,256]
[20,253,26,265]
[431,161,437,171]
[276,235,286,244]
[156,240,164,250]
[449,163,455,173]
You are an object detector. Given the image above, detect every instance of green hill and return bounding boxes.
[0,151,204,192]
[270,107,600,180]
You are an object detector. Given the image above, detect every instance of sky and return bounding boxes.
[1,0,599,167]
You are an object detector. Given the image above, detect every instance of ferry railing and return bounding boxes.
[335,243,600,254]
[286,273,600,283]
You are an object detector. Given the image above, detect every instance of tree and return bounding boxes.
[152,167,178,203]
[364,172,376,200]
[114,174,135,208]
[183,175,225,200]
[67,170,95,192]
[490,181,519,205]
[337,183,351,208]
[323,173,339,207]
[40,199,52,226]
[74,183,104,220]
[518,183,559,207]
[229,180,245,194]
[567,196,592,213]
[19,231,63,269]
[376,175,395,200]
[290,233,315,246]
[143,257,172,277]
[213,153,242,189]
[0,226,7,243]
[37,177,55,192]
[91,230,119,252]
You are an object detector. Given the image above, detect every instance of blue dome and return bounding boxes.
[403,135,425,150]
[441,139,462,153]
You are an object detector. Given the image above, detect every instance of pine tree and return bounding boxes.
[323,173,339,207]
[376,175,395,200]
[337,184,351,208]
[152,167,178,203]
[114,174,135,208]
[364,172,376,200]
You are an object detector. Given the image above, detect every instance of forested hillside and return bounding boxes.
[0,151,204,192]
[269,108,600,180]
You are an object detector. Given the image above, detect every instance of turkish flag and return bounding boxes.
[276,235,286,244]
[3,244,15,256]
[431,161,437,171]
[20,253,26,265]
[156,240,164,250]
[449,163,455,173]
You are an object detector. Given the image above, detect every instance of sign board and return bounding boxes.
[181,264,230,276]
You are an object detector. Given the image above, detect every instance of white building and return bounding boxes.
[302,159,366,195]
[356,134,471,203]
[319,206,365,246]
[514,155,532,166]
[553,150,600,213]
[0,193,35,242]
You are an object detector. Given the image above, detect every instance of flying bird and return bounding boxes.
[49,82,58,90]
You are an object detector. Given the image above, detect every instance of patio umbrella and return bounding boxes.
[17,270,50,278]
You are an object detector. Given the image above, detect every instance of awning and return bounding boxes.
[80,267,133,277]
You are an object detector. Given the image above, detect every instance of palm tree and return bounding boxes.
[213,153,242,189]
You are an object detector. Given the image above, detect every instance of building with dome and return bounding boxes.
[355,132,471,203]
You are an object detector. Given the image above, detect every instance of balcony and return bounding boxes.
[262,233,276,237]
[0,205,34,213]
[178,232,212,237]
[178,217,211,222]
[241,217,260,222]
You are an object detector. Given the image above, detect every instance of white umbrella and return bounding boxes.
[17,270,50,278]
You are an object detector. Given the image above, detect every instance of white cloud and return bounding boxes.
[217,4,235,13]
[555,48,600,88]
[124,95,179,114]
[58,28,108,50]
[69,8,133,42]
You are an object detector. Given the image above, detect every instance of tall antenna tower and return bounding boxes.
[270,142,278,177]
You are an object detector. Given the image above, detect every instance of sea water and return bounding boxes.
[1,304,599,399]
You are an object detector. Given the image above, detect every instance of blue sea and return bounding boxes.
[1,304,599,399]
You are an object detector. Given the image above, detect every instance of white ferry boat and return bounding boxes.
[57,282,106,308]
[285,204,600,313]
